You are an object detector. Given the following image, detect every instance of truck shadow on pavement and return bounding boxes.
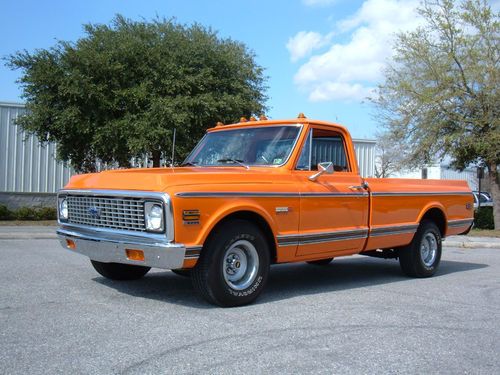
[93,256,487,308]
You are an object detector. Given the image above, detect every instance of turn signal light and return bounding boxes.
[297,112,306,119]
[240,117,247,122]
[259,114,268,120]
[126,249,145,261]
[66,239,76,250]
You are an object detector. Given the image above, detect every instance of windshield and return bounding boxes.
[183,125,302,167]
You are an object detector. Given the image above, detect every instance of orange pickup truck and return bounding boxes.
[57,115,474,306]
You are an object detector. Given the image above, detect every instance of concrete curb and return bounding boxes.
[443,241,500,249]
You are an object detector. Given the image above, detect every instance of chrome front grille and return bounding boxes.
[66,195,146,232]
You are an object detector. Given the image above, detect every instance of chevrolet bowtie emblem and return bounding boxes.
[88,206,101,219]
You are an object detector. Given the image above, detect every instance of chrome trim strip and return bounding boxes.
[185,246,202,259]
[277,228,369,247]
[177,192,300,198]
[58,189,175,242]
[369,224,419,237]
[176,192,367,198]
[277,224,420,247]
[176,191,469,199]
[448,219,474,228]
[372,192,473,197]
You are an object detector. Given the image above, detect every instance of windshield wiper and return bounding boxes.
[181,161,198,167]
[217,158,250,170]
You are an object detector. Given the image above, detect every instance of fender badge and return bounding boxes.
[275,207,289,214]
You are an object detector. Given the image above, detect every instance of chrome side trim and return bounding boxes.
[185,246,202,259]
[369,224,419,237]
[448,219,474,228]
[177,192,300,198]
[58,189,175,243]
[277,224,419,247]
[277,228,369,247]
[176,192,368,198]
[372,192,473,197]
[176,191,469,199]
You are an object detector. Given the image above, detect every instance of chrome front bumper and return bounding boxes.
[57,226,186,269]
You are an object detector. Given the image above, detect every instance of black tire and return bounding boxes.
[306,258,334,266]
[399,220,442,277]
[192,220,270,307]
[90,260,150,280]
[171,269,191,277]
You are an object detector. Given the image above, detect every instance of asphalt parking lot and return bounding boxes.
[1,238,499,374]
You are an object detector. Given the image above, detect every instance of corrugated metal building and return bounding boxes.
[0,102,377,195]
[0,102,74,193]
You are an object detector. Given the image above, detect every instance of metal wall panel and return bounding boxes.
[0,102,74,193]
[441,166,477,191]
[353,139,376,178]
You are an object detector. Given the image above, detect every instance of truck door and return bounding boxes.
[292,126,369,257]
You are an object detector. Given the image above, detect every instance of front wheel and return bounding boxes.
[192,220,270,307]
[399,220,442,277]
[90,260,150,280]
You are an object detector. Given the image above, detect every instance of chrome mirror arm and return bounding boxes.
[308,162,334,182]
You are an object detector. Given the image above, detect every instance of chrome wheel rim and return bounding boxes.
[222,240,259,290]
[420,232,438,267]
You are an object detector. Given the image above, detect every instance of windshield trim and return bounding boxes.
[182,124,304,168]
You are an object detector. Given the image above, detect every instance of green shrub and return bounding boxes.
[35,207,57,220]
[474,206,494,230]
[14,207,38,220]
[0,204,13,220]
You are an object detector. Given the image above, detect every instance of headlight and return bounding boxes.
[145,202,164,232]
[59,198,68,220]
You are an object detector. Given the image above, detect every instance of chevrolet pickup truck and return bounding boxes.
[57,114,474,306]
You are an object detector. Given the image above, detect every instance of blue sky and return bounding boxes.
[0,0,427,139]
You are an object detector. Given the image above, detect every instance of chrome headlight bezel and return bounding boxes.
[58,196,68,221]
[144,201,165,233]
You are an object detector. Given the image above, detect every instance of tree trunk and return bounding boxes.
[152,150,161,168]
[488,162,500,230]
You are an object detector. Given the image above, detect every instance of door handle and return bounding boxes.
[349,181,370,190]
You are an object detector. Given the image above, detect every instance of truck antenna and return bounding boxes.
[171,128,176,167]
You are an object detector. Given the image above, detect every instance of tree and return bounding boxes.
[374,131,404,178]
[6,15,268,171]
[371,0,500,228]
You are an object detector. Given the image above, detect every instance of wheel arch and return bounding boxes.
[418,205,447,237]
[200,210,278,263]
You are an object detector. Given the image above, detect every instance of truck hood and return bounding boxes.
[63,167,289,192]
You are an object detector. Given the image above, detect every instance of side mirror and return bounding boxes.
[308,162,334,182]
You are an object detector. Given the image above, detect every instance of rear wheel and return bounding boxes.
[399,220,442,277]
[90,260,150,280]
[306,258,334,266]
[192,220,270,307]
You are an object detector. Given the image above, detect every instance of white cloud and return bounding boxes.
[291,0,421,102]
[286,31,331,62]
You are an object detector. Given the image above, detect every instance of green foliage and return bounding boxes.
[0,205,57,221]
[0,205,13,220]
[6,15,268,171]
[474,206,494,229]
[372,0,499,170]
